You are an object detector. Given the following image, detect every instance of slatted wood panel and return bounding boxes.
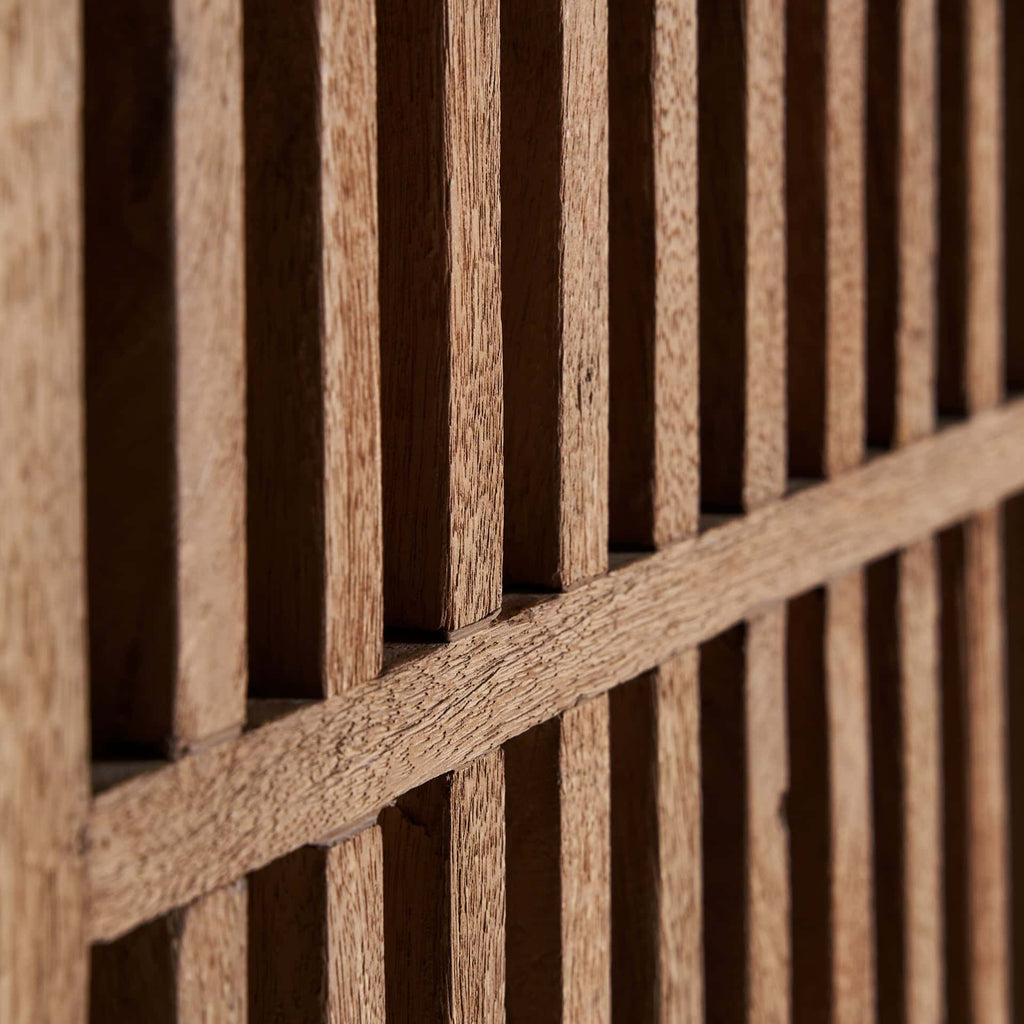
[4,2,1023,1021]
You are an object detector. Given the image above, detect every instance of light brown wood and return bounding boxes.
[827,571,875,1022]
[92,882,246,1023]
[0,0,89,1016]
[249,830,385,1023]
[85,402,1024,941]
[698,0,786,510]
[378,0,502,632]
[502,0,608,588]
[1008,3,1023,392]
[608,0,699,546]
[560,697,611,1022]
[245,0,381,696]
[381,749,504,1022]
[788,0,866,477]
[85,0,246,754]
[609,654,703,1022]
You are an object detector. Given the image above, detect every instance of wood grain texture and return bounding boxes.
[378,0,502,632]
[609,655,702,1022]
[697,0,786,511]
[0,0,89,1016]
[867,0,937,446]
[608,0,699,546]
[1008,2,1023,392]
[502,0,608,588]
[86,402,1024,941]
[85,0,246,754]
[249,830,385,1023]
[788,0,865,476]
[245,0,381,696]
[381,749,504,1022]
[560,697,611,1023]
[92,882,247,1023]
[827,571,875,1022]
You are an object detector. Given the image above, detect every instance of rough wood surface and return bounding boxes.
[378,0,502,632]
[698,0,786,511]
[0,0,89,1016]
[245,0,381,696]
[92,883,246,1023]
[381,750,504,1022]
[249,830,385,1023]
[85,0,246,754]
[1008,2,1023,392]
[788,0,865,476]
[502,0,608,588]
[610,655,702,1022]
[86,402,1024,941]
[608,0,698,546]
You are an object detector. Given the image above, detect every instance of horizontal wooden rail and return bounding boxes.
[87,397,1024,942]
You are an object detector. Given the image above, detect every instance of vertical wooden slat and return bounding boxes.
[697,0,787,510]
[608,0,698,547]
[0,0,88,1017]
[507,697,611,1023]
[502,0,609,588]
[85,0,246,754]
[249,830,385,1023]
[1007,4,1023,392]
[245,0,381,696]
[610,654,702,1022]
[92,882,247,1023]
[378,0,502,633]
[382,749,505,1021]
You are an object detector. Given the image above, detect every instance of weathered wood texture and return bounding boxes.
[381,749,504,1022]
[249,830,385,1023]
[91,882,247,1023]
[378,0,502,633]
[608,0,698,546]
[87,402,1024,940]
[1,1,89,1018]
[245,0,381,696]
[84,0,246,755]
[502,0,609,588]
[609,655,702,1023]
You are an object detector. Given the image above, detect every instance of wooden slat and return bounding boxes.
[697,0,786,511]
[788,0,865,477]
[91,882,247,1023]
[249,830,385,1023]
[609,655,702,1022]
[378,0,502,633]
[0,0,89,1016]
[1008,3,1023,392]
[85,0,246,755]
[501,0,608,588]
[506,696,611,1022]
[245,0,381,696]
[381,749,504,1021]
[608,0,698,546]
[86,402,1024,942]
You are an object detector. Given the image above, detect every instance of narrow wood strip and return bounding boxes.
[92,882,247,1023]
[502,0,608,588]
[609,655,702,1021]
[608,0,698,546]
[85,0,246,754]
[826,570,874,1021]
[697,0,786,510]
[0,0,88,1014]
[86,402,1024,941]
[382,750,504,1021]
[963,508,1010,1022]
[787,0,866,475]
[245,0,381,696]
[378,0,502,632]
[746,607,790,1021]
[561,696,611,1022]
[1008,4,1023,392]
[249,831,385,1022]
